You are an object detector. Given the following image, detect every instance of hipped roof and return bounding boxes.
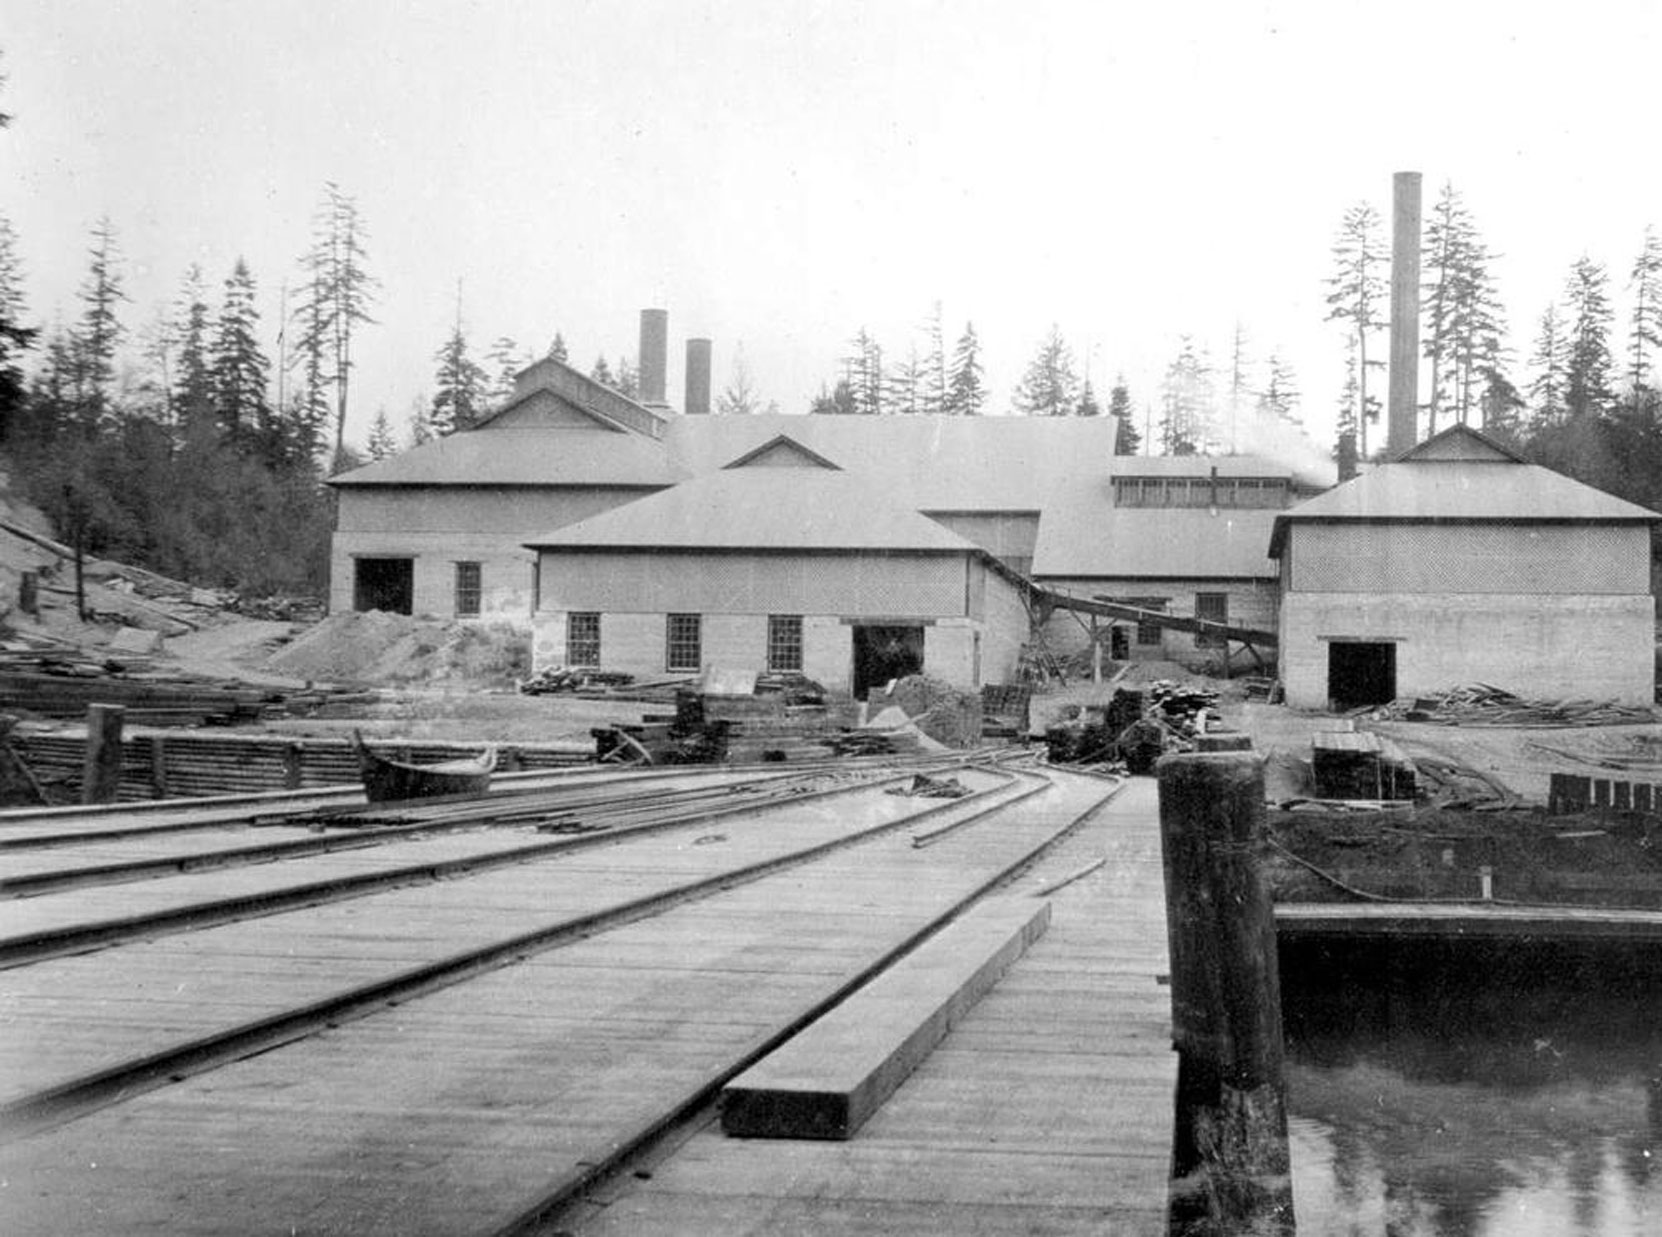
[1269,426,1659,558]
[523,467,983,554]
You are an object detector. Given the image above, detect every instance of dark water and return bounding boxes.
[1281,937,1662,1236]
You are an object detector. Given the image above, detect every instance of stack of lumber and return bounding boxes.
[518,667,637,696]
[1381,683,1656,728]
[9,730,591,804]
[0,662,282,726]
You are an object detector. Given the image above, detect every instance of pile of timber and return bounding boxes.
[518,667,637,696]
[0,658,291,727]
[7,729,591,804]
[1374,683,1656,728]
[1310,731,1418,802]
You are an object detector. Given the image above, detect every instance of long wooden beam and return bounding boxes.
[1033,588,1278,647]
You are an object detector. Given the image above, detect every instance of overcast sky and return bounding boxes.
[4,0,1660,458]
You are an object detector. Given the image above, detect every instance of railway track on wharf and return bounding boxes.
[0,763,1165,1237]
[0,758,978,963]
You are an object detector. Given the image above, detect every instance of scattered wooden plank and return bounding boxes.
[720,896,1051,1140]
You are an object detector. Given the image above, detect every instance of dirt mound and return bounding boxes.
[869,675,982,747]
[266,611,530,685]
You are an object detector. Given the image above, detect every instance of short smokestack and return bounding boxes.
[639,308,669,409]
[1387,171,1422,458]
[684,337,712,416]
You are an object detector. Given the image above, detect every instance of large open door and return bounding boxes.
[354,557,414,615]
[1328,641,1396,710]
[852,624,924,698]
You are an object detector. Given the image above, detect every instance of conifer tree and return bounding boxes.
[1012,325,1079,416]
[71,217,128,426]
[1562,256,1615,420]
[0,212,36,442]
[885,347,927,415]
[485,336,524,406]
[431,324,488,435]
[1076,379,1102,417]
[547,332,568,363]
[366,407,398,460]
[1108,378,1139,454]
[1626,226,1662,397]
[1325,202,1387,455]
[1158,337,1214,454]
[944,322,985,416]
[716,350,762,415]
[808,379,859,415]
[294,183,376,461]
[1255,354,1300,425]
[923,301,947,415]
[1225,322,1251,452]
[613,355,638,399]
[1419,185,1506,429]
[173,266,216,437]
[1527,304,1569,430]
[211,258,270,447]
[589,355,615,389]
[843,327,884,415]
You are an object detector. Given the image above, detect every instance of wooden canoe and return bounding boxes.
[354,731,495,803]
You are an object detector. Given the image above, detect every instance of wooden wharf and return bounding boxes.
[0,764,1176,1236]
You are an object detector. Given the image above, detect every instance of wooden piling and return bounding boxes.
[1158,752,1294,1235]
[81,703,126,804]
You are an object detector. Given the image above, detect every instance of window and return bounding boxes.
[567,612,601,667]
[1136,616,1164,646]
[454,561,482,617]
[666,613,702,673]
[767,615,803,672]
[1195,593,1228,647]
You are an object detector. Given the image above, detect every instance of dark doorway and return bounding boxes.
[852,624,924,698]
[1110,625,1130,661]
[354,557,414,615]
[1328,641,1396,710]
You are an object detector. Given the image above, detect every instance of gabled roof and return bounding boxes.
[1268,437,1660,557]
[721,434,842,471]
[523,467,982,554]
[479,355,668,439]
[1395,422,1526,463]
[328,427,688,488]
[1032,481,1281,579]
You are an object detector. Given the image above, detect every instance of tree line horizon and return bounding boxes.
[2,163,1659,602]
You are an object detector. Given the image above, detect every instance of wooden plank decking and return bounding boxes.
[568,777,1176,1236]
[0,770,1176,1236]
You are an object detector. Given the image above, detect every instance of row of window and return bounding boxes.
[1112,477,1289,509]
[565,612,806,674]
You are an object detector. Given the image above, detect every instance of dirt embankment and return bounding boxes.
[264,611,530,686]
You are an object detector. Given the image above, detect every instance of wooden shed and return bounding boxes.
[1269,425,1659,710]
[523,440,1033,695]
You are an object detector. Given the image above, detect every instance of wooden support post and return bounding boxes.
[81,703,126,805]
[19,569,39,617]
[1158,752,1295,1235]
[282,742,304,790]
[1090,616,1102,684]
[148,734,168,798]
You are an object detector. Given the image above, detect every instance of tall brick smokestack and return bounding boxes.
[639,308,669,409]
[684,337,712,416]
[1386,171,1422,458]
